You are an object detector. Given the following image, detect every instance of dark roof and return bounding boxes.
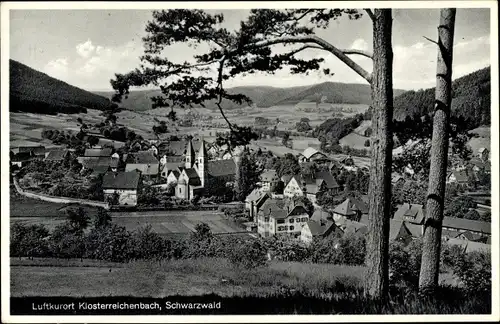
[449,171,468,183]
[207,159,236,177]
[270,209,289,219]
[84,148,113,157]
[14,146,46,155]
[442,217,491,234]
[91,165,111,175]
[125,163,159,176]
[168,170,181,178]
[102,171,141,190]
[81,157,118,169]
[389,219,412,241]
[184,168,199,179]
[44,149,69,161]
[311,209,332,222]
[281,175,293,186]
[261,169,279,182]
[11,152,35,162]
[161,139,202,156]
[393,203,425,224]
[306,220,336,236]
[125,151,158,164]
[314,171,339,189]
[287,204,308,216]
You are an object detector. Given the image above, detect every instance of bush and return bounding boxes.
[10,223,50,259]
[452,250,491,294]
[389,239,422,288]
[227,238,267,269]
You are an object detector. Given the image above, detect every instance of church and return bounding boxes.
[165,139,238,200]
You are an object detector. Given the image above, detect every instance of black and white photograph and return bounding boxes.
[1,1,498,322]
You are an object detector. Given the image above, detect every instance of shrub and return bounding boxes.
[452,250,491,294]
[84,224,133,262]
[389,239,422,288]
[227,238,267,269]
[10,223,50,259]
[130,225,173,260]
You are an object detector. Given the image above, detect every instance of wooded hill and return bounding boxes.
[94,82,407,112]
[10,59,116,115]
[394,66,491,127]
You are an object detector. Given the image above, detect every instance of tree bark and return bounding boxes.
[364,9,393,299]
[419,8,456,293]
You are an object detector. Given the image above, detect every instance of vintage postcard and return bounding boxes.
[1,1,498,323]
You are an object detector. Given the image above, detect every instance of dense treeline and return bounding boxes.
[393,67,491,127]
[10,59,116,115]
[313,113,365,151]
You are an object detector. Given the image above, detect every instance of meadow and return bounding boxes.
[10,257,488,314]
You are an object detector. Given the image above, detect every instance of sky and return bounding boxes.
[9,8,491,91]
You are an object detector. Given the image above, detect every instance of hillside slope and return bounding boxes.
[393,66,491,126]
[10,59,115,115]
[94,82,406,112]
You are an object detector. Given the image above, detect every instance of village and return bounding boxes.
[9,123,492,252]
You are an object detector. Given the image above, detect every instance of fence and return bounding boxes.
[12,177,109,209]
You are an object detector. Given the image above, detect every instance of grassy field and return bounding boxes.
[10,257,364,298]
[109,210,245,236]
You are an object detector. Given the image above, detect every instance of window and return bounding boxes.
[264,217,269,222]
[284,226,288,231]
[301,217,308,222]
[277,219,285,224]
[179,188,182,193]
[289,226,295,231]
[278,226,284,231]
[289,219,295,223]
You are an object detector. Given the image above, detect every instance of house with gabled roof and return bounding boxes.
[332,197,369,222]
[301,219,342,245]
[125,151,159,178]
[283,171,340,204]
[259,169,280,193]
[298,147,330,164]
[257,199,310,238]
[245,189,271,221]
[102,170,141,206]
[446,170,469,186]
[83,148,113,158]
[44,149,70,162]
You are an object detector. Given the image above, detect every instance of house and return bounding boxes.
[44,149,70,162]
[245,189,271,221]
[469,159,491,174]
[82,148,113,158]
[332,197,369,222]
[298,147,330,164]
[394,203,491,240]
[442,217,491,237]
[10,151,37,168]
[80,157,118,173]
[170,139,237,200]
[477,147,489,161]
[259,169,280,193]
[310,209,333,223]
[337,218,369,235]
[446,170,469,186]
[300,219,341,245]
[125,151,159,178]
[102,170,141,206]
[283,171,340,203]
[257,200,310,238]
[388,219,414,244]
[11,146,46,158]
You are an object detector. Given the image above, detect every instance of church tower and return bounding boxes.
[197,138,208,187]
[185,139,195,169]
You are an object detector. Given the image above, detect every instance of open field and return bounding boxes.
[10,257,364,298]
[109,210,245,236]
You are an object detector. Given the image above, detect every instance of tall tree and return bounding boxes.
[419,8,457,294]
[110,8,394,298]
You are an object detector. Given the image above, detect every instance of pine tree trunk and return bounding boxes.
[364,9,394,299]
[419,8,456,293]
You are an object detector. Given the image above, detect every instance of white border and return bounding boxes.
[1,1,498,323]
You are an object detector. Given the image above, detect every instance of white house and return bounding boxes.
[298,147,330,164]
[257,200,310,238]
[300,220,340,245]
[102,170,141,206]
[283,172,340,203]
